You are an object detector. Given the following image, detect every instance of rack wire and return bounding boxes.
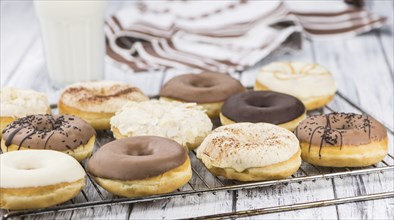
[1,91,393,220]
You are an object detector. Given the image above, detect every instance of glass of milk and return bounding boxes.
[34,0,106,88]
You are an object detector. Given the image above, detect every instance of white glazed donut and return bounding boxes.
[254,61,337,110]
[110,100,213,150]
[0,87,50,137]
[196,123,301,181]
[0,150,86,210]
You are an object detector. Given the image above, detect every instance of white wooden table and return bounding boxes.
[1,1,393,219]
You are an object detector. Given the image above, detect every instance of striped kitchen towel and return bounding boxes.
[105,0,386,74]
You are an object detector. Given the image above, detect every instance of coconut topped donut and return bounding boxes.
[110,100,212,150]
[197,122,300,172]
[1,87,50,118]
[59,81,148,113]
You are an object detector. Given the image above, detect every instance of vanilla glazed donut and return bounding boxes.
[160,72,245,118]
[1,114,96,162]
[110,100,212,150]
[0,87,50,137]
[254,61,337,110]
[0,150,86,210]
[197,123,301,181]
[87,136,191,197]
[295,113,388,167]
[58,81,148,130]
[220,91,306,131]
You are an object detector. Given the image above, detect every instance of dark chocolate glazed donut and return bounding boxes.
[221,91,305,124]
[160,72,245,103]
[2,114,95,151]
[87,136,187,181]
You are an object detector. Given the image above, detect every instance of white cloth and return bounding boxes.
[105,0,386,73]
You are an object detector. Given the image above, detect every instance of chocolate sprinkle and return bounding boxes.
[295,112,387,159]
[2,114,96,151]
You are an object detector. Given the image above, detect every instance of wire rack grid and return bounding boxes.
[1,91,393,220]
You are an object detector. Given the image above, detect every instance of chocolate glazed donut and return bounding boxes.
[160,72,245,118]
[220,91,306,130]
[1,114,96,161]
[88,136,187,180]
[87,136,192,197]
[2,114,95,151]
[160,72,245,103]
[295,113,388,167]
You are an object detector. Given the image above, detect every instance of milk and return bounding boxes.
[34,0,106,88]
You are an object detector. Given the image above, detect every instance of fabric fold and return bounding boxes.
[106,0,386,73]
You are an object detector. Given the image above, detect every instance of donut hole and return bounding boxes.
[246,99,270,108]
[332,123,354,131]
[15,162,43,170]
[126,149,154,156]
[190,80,214,88]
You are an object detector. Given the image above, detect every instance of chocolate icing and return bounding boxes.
[2,114,96,151]
[87,136,187,181]
[160,72,245,103]
[295,113,387,158]
[221,91,305,124]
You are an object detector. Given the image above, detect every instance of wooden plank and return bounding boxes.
[129,151,233,219]
[1,1,393,219]
[311,11,394,217]
[328,96,394,219]
[129,69,235,219]
[372,0,394,74]
[0,1,39,86]
[236,40,338,219]
[311,34,393,130]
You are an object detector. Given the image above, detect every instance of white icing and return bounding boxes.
[60,81,148,113]
[0,150,86,188]
[256,62,337,102]
[0,87,49,118]
[110,100,212,146]
[197,123,299,172]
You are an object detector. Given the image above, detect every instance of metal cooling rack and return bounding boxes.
[1,91,393,220]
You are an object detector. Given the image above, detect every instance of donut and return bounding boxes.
[1,114,96,162]
[220,91,306,131]
[197,123,301,181]
[0,87,50,137]
[0,150,86,210]
[110,100,212,150]
[160,72,245,118]
[87,136,191,197]
[58,81,148,130]
[295,113,388,167]
[254,61,337,110]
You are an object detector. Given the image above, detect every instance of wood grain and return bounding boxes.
[0,1,393,219]
[0,1,39,87]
